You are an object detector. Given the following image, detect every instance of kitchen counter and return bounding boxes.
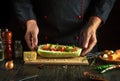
[0,53,120,81]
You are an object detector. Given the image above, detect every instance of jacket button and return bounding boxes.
[44,15,47,19]
[45,36,48,40]
[75,36,79,40]
[77,15,81,19]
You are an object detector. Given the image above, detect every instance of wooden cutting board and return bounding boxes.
[24,56,89,65]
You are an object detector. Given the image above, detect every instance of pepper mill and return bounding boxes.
[4,29,12,60]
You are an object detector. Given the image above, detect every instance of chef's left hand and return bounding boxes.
[81,16,102,56]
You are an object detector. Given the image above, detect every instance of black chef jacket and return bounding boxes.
[13,0,116,49]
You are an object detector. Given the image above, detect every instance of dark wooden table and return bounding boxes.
[0,54,120,81]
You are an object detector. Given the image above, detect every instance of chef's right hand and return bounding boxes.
[25,20,39,50]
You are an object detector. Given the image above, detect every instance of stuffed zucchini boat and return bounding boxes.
[37,44,82,58]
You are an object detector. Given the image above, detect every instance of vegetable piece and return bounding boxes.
[73,47,78,52]
[42,44,50,50]
[59,46,66,51]
[5,60,14,70]
[65,46,75,52]
[50,45,57,51]
[94,64,114,71]
[101,65,120,73]
[103,54,108,59]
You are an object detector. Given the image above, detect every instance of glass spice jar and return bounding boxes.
[0,29,4,61]
[14,40,23,59]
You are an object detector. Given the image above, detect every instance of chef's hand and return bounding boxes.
[25,20,39,50]
[81,17,102,56]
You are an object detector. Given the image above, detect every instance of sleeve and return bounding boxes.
[13,0,36,23]
[91,0,116,23]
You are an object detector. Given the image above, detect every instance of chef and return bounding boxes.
[13,0,116,56]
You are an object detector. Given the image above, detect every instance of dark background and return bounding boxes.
[0,0,120,51]
[97,0,120,51]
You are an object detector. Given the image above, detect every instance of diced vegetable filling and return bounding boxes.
[41,44,78,52]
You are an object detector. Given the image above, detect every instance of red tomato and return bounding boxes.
[59,46,66,51]
[42,44,50,50]
[73,47,78,51]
